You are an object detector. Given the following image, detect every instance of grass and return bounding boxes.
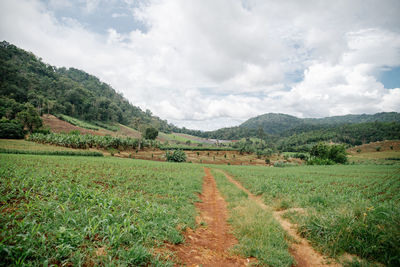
[159,133,203,145]
[0,154,203,266]
[160,144,236,151]
[211,169,293,267]
[56,114,100,130]
[217,164,400,266]
[0,139,92,152]
[0,148,103,157]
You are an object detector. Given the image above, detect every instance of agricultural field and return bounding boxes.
[42,114,142,139]
[1,137,400,266]
[0,154,203,266]
[216,164,400,266]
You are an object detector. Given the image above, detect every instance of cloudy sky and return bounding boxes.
[1,0,400,130]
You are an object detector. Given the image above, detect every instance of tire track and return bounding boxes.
[167,168,251,266]
[218,170,341,267]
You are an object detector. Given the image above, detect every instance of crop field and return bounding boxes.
[0,139,85,152]
[1,138,400,266]
[0,154,203,266]
[217,164,400,266]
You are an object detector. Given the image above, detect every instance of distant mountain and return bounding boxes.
[240,112,400,135]
[185,112,400,151]
[240,113,303,134]
[303,112,400,125]
[0,41,173,132]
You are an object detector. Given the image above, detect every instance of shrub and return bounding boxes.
[293,153,308,160]
[376,146,381,151]
[165,150,186,162]
[144,127,158,140]
[0,119,24,139]
[309,142,347,164]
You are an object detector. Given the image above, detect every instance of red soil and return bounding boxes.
[166,168,252,266]
[219,170,341,267]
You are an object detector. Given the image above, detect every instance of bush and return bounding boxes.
[309,142,347,164]
[293,153,308,160]
[306,158,335,165]
[144,127,158,140]
[32,126,51,135]
[0,119,24,139]
[165,150,186,162]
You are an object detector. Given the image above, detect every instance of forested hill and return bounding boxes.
[240,112,400,134]
[0,41,172,132]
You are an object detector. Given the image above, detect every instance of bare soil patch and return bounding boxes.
[166,168,251,266]
[219,170,341,267]
[347,140,400,154]
[42,114,106,135]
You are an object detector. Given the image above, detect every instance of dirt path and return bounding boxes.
[167,168,250,266]
[219,170,341,267]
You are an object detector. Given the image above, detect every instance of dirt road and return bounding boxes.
[219,170,341,267]
[168,168,250,266]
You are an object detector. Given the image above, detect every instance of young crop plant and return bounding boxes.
[28,132,140,150]
[217,164,400,266]
[0,154,204,266]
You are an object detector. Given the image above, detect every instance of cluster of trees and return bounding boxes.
[307,142,347,165]
[0,41,174,135]
[0,97,43,138]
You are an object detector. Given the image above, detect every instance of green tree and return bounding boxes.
[144,127,158,140]
[16,103,42,132]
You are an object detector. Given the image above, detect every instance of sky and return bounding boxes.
[1,0,400,131]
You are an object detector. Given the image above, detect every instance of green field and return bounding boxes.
[216,164,400,266]
[0,154,203,266]
[1,139,399,266]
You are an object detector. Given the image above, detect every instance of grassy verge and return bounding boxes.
[159,145,236,151]
[217,164,400,266]
[0,155,203,266]
[211,169,293,267]
[0,148,103,157]
[0,139,93,152]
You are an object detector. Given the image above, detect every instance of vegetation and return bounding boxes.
[0,154,203,266]
[165,150,187,162]
[0,119,24,139]
[159,144,236,151]
[144,127,158,140]
[217,164,400,266]
[212,170,293,266]
[0,97,44,137]
[0,148,103,157]
[28,132,143,150]
[56,114,99,130]
[307,142,347,165]
[0,41,174,133]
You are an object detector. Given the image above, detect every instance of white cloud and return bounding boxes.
[0,0,400,130]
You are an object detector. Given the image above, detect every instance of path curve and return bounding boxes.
[167,168,251,266]
[219,170,341,267]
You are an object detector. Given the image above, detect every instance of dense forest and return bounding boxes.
[0,41,173,133]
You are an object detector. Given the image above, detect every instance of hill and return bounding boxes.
[0,41,173,133]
